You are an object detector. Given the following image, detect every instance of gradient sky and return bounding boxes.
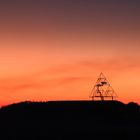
[0,0,140,105]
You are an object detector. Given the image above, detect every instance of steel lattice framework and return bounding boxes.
[90,73,118,101]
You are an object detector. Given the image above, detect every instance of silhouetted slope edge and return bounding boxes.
[0,101,139,119]
[0,101,140,140]
[0,100,126,115]
[1,100,139,111]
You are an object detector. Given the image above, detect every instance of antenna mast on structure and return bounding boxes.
[90,73,117,101]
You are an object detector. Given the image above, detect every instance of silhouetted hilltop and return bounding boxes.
[1,100,139,115]
[1,100,125,112]
[0,100,140,140]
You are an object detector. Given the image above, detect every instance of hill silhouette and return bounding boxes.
[0,100,140,140]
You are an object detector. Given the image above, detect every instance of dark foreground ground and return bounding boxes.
[0,100,140,140]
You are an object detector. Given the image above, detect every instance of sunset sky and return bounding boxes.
[0,0,140,105]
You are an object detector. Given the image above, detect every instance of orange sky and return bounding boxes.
[0,0,140,105]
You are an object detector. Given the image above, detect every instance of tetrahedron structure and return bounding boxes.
[90,73,117,101]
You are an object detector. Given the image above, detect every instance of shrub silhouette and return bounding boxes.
[127,102,139,108]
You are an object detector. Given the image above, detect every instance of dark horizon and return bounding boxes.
[1,99,139,108]
[0,99,140,140]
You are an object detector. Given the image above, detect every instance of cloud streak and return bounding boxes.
[1,55,139,93]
